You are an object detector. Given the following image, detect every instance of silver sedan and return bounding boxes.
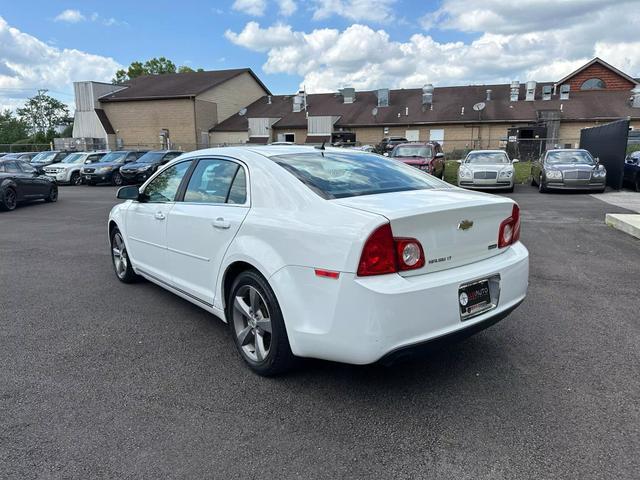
[457,150,518,192]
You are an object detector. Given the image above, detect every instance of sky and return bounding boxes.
[1,0,640,112]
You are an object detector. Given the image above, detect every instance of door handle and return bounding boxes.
[212,217,231,229]
[154,212,166,220]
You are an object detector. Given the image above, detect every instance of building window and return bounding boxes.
[580,78,606,90]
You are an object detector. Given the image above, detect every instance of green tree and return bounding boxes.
[0,110,29,145]
[113,57,203,83]
[16,90,69,138]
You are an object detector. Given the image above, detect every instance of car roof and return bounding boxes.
[467,149,508,154]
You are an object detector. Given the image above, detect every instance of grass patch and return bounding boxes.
[444,160,532,186]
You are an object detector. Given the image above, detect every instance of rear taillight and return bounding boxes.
[357,224,425,276]
[498,204,521,248]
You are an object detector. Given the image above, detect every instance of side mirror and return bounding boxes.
[117,185,141,201]
[435,152,444,158]
[456,159,463,164]
[512,158,519,163]
[383,152,389,157]
[594,157,600,164]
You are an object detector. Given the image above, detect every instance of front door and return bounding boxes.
[124,160,192,284]
[18,162,50,196]
[165,158,249,305]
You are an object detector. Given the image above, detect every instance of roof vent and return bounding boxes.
[340,87,356,104]
[422,84,434,106]
[486,89,492,101]
[542,85,552,101]
[631,86,640,108]
[267,95,272,105]
[560,84,570,100]
[292,90,306,112]
[377,88,389,107]
[510,81,519,102]
[525,81,536,101]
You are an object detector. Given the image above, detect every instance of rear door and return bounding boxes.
[18,161,49,196]
[165,158,249,304]
[124,160,193,284]
[4,161,33,198]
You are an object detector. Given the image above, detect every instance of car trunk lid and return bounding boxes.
[332,188,515,276]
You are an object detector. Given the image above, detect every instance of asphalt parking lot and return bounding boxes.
[1,185,638,479]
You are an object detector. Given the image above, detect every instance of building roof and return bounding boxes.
[212,82,640,132]
[557,57,639,87]
[94,108,115,134]
[99,68,270,102]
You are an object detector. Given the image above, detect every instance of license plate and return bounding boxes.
[85,175,92,179]
[459,279,493,319]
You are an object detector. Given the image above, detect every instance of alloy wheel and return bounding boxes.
[72,173,82,186]
[5,189,17,210]
[113,173,123,186]
[111,232,129,279]
[232,285,272,362]
[50,186,58,201]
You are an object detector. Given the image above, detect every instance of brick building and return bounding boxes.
[210,58,640,156]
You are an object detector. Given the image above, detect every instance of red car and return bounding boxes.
[390,142,445,178]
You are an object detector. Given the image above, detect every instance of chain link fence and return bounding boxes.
[0,143,53,153]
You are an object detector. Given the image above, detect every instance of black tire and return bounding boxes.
[44,185,58,203]
[0,187,17,211]
[112,172,124,187]
[530,175,537,187]
[227,270,296,376]
[110,228,139,283]
[70,172,82,186]
[538,176,547,193]
[635,176,640,193]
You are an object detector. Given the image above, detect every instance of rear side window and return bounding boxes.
[271,152,450,199]
[183,159,244,204]
[19,162,36,173]
[4,161,21,173]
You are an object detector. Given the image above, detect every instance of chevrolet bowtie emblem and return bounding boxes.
[458,219,474,230]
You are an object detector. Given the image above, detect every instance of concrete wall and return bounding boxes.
[102,98,197,149]
[197,71,267,124]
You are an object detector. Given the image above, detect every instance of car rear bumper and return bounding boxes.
[269,242,529,364]
[120,171,151,184]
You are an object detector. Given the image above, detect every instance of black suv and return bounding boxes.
[81,150,148,186]
[119,150,183,184]
[376,136,408,155]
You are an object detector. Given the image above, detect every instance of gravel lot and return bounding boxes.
[1,185,638,479]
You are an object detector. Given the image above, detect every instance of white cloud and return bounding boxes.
[0,16,121,111]
[277,0,297,16]
[54,9,85,23]
[226,0,640,93]
[312,0,396,23]
[232,0,267,17]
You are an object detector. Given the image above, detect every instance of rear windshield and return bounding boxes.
[137,152,165,163]
[271,151,450,199]
[392,146,432,158]
[546,150,594,165]
[465,152,509,164]
[100,152,128,164]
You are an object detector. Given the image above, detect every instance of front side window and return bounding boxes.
[545,150,595,165]
[271,152,450,199]
[581,78,606,90]
[143,161,192,202]
[183,159,243,204]
[465,152,510,164]
[62,154,83,164]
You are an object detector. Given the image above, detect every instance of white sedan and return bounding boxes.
[108,146,529,375]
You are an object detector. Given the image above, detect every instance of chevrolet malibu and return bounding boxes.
[108,146,529,375]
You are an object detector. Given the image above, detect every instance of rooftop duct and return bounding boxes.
[632,86,640,108]
[510,81,519,102]
[292,90,306,112]
[377,88,389,107]
[525,81,536,101]
[422,84,434,106]
[486,89,492,101]
[340,87,356,104]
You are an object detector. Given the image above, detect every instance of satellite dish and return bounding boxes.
[371,107,378,116]
[473,102,486,112]
[238,108,247,116]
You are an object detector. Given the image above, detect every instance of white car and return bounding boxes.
[108,146,529,375]
[44,151,107,185]
[457,150,518,192]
